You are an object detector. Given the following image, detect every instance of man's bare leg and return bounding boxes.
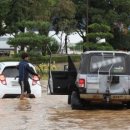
[20,81,26,100]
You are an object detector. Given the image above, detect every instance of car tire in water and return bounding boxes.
[68,94,71,104]
[71,91,83,110]
[127,102,130,109]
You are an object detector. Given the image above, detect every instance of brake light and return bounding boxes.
[78,79,85,87]
[0,75,7,85]
[32,75,39,85]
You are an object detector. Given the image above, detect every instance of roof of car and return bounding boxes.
[0,61,34,68]
[83,51,129,55]
[0,61,19,67]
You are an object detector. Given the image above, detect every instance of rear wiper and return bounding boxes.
[15,76,19,80]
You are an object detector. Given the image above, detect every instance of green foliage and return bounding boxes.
[88,23,111,32]
[105,10,119,25]
[12,53,81,64]
[48,39,59,54]
[0,0,10,35]
[1,0,130,51]
[17,20,51,35]
[51,54,81,63]
[87,32,113,39]
[87,23,113,42]
[0,56,20,62]
[83,42,114,51]
[3,0,52,34]
[52,0,76,53]
[52,0,76,34]
[109,30,130,51]
[8,32,51,47]
[32,54,80,64]
[56,0,76,19]
[35,63,57,75]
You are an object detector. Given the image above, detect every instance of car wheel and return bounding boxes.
[127,102,130,109]
[68,94,71,104]
[71,91,83,110]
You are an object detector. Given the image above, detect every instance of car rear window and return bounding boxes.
[2,66,19,77]
[90,55,126,73]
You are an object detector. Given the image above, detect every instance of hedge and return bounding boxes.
[0,54,81,64]
[30,54,81,64]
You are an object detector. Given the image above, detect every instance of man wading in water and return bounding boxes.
[18,52,39,100]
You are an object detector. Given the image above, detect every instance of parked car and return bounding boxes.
[48,51,130,109]
[0,61,41,98]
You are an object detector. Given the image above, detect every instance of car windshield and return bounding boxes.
[90,55,126,73]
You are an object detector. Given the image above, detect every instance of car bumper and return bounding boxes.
[80,94,130,103]
[0,86,42,98]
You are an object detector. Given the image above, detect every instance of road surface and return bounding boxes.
[0,80,130,130]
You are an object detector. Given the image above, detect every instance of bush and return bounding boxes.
[51,54,81,63]
[35,63,57,74]
[11,53,81,64]
[30,54,81,64]
[83,42,114,51]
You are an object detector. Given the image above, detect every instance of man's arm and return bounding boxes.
[26,64,38,76]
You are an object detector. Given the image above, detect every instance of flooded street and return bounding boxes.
[1,80,130,130]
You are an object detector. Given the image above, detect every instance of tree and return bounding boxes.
[7,32,52,55]
[82,23,113,50]
[5,0,30,33]
[51,0,76,54]
[3,0,54,55]
[105,0,130,50]
[17,20,51,36]
[72,0,130,50]
[0,0,10,35]
[87,23,113,42]
[2,0,130,52]
[4,0,52,33]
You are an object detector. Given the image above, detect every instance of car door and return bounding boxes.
[48,71,77,95]
[48,56,77,95]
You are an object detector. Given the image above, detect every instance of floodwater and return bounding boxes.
[1,80,130,130]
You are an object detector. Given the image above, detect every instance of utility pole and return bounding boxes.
[83,0,89,52]
[86,0,89,42]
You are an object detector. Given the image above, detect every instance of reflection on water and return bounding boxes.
[1,80,130,130]
[17,99,31,111]
[48,108,130,130]
[1,97,130,130]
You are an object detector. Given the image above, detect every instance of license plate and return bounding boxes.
[87,84,99,89]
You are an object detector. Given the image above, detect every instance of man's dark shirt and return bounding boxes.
[18,60,37,81]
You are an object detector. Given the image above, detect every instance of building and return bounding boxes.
[0,34,14,56]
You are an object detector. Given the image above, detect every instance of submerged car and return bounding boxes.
[0,61,41,98]
[48,51,130,109]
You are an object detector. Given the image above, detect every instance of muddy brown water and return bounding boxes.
[1,80,130,130]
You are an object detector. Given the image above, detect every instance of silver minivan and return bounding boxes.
[48,51,130,109]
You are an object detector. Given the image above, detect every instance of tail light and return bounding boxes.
[78,79,85,87]
[0,75,7,85]
[32,75,39,85]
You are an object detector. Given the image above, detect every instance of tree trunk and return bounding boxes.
[21,45,24,51]
[65,34,68,54]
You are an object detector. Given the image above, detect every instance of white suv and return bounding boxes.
[0,61,41,98]
[49,51,130,109]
